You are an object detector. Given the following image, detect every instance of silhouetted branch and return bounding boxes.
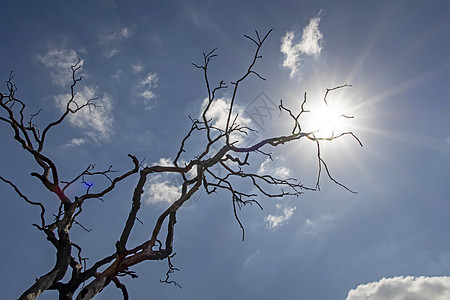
[323,83,352,107]
[160,254,181,289]
[1,29,362,300]
[112,277,129,300]
[0,175,46,228]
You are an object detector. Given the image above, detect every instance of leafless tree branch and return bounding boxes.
[0,29,362,300]
[160,254,182,289]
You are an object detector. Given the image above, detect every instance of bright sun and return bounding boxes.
[281,84,358,141]
[308,105,349,138]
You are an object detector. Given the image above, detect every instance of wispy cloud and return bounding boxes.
[137,72,159,110]
[185,5,220,32]
[258,156,292,179]
[111,69,123,80]
[54,86,114,142]
[280,13,324,77]
[243,250,260,266]
[265,204,296,229]
[63,137,88,148]
[346,276,450,300]
[106,49,119,58]
[99,27,132,57]
[100,27,131,44]
[37,48,81,86]
[199,97,252,142]
[39,48,115,144]
[302,214,336,237]
[132,63,144,73]
[139,72,159,87]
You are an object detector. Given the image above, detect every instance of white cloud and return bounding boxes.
[132,63,144,73]
[298,17,323,55]
[54,86,114,142]
[63,137,88,148]
[37,48,82,86]
[143,157,201,205]
[152,157,197,179]
[119,27,131,39]
[346,276,450,300]
[100,27,131,44]
[139,72,158,88]
[144,174,181,205]
[243,250,260,266]
[139,90,156,100]
[137,72,159,110]
[111,69,123,80]
[154,157,174,167]
[99,27,132,57]
[200,97,228,129]
[258,156,292,178]
[265,204,296,229]
[186,6,220,32]
[199,97,252,142]
[106,49,119,58]
[39,48,115,143]
[302,214,336,237]
[280,14,323,77]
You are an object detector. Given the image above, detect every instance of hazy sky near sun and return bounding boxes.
[1,1,450,299]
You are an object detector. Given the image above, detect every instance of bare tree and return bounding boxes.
[0,30,362,300]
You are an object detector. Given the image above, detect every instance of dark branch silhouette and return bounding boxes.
[0,29,362,300]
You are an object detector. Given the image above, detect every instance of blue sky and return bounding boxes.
[1,0,450,299]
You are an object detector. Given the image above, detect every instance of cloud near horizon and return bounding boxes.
[281,14,324,77]
[346,276,450,300]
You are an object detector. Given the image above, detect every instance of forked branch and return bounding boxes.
[0,29,362,300]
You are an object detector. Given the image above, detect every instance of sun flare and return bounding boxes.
[307,105,350,138]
